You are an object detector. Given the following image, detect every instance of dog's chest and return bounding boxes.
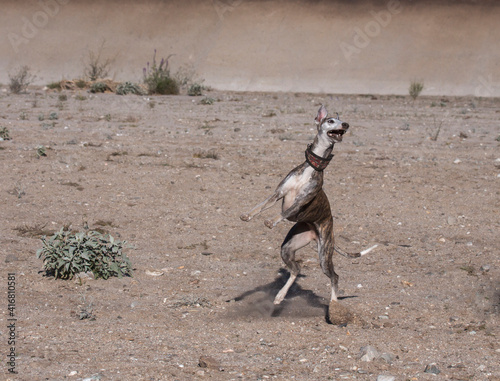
[281,167,318,210]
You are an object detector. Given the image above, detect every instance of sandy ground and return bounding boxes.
[0,88,499,380]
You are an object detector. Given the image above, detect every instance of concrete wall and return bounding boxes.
[1,0,499,96]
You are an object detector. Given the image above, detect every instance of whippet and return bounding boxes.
[240,105,376,305]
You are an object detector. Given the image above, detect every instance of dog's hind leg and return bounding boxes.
[274,222,317,304]
[316,223,339,301]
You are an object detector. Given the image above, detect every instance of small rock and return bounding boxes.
[447,216,457,225]
[201,252,213,256]
[379,352,395,364]
[453,158,462,164]
[145,270,164,276]
[377,376,395,381]
[494,158,500,169]
[82,374,102,381]
[358,345,379,362]
[199,356,222,371]
[480,265,490,273]
[74,271,95,284]
[5,254,18,263]
[424,363,441,374]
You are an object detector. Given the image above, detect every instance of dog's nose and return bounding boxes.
[341,122,349,129]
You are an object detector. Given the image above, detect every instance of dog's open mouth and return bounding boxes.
[327,129,347,138]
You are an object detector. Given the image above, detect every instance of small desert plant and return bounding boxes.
[47,81,62,90]
[188,83,204,96]
[193,149,219,160]
[409,80,424,101]
[36,228,133,280]
[90,82,108,93]
[143,50,180,95]
[116,81,144,95]
[75,79,87,89]
[36,145,47,157]
[8,65,36,94]
[0,127,11,140]
[199,96,215,105]
[83,40,114,81]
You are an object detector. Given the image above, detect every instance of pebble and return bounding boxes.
[447,216,457,225]
[480,265,490,272]
[4,254,18,263]
[453,158,462,164]
[358,345,379,362]
[199,355,222,371]
[424,363,441,374]
[377,376,395,381]
[379,352,395,364]
[82,374,102,381]
[145,270,164,276]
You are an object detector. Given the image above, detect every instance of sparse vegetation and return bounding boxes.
[143,50,180,95]
[90,82,108,93]
[47,81,62,90]
[188,83,205,96]
[36,228,133,280]
[75,79,87,89]
[193,149,219,160]
[83,40,115,81]
[8,65,36,94]
[199,96,215,105]
[409,80,424,101]
[36,145,47,158]
[116,81,144,95]
[0,127,11,140]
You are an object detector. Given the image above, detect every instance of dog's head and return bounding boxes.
[314,105,349,143]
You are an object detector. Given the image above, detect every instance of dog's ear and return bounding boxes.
[315,105,328,126]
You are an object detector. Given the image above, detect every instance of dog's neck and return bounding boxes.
[305,134,335,171]
[310,134,334,158]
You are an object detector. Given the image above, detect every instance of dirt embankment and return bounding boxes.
[1,0,499,96]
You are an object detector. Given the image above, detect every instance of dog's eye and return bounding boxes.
[327,119,334,124]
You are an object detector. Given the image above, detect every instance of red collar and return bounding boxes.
[305,144,333,171]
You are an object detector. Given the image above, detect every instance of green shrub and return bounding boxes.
[116,81,144,95]
[188,83,204,96]
[75,79,87,89]
[409,80,424,100]
[0,127,11,140]
[199,97,215,105]
[36,229,133,280]
[47,81,62,90]
[143,50,180,95]
[90,82,108,93]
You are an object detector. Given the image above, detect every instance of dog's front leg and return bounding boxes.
[264,191,317,229]
[240,192,281,222]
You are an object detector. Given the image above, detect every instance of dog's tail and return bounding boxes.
[334,244,378,258]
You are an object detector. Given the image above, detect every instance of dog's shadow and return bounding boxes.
[228,268,354,321]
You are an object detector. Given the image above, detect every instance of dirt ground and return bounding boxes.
[0,88,499,380]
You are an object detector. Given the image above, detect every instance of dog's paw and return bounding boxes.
[264,219,274,229]
[240,213,251,222]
